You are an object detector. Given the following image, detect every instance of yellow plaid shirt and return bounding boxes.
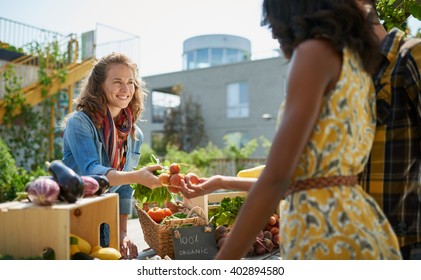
[359,29,421,247]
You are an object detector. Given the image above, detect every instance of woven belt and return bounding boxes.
[284,175,358,197]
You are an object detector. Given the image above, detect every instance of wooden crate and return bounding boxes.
[183,191,285,221]
[0,193,119,260]
[183,191,247,221]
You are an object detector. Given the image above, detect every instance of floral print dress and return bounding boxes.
[279,48,402,260]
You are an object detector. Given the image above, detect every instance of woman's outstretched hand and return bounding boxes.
[137,164,162,189]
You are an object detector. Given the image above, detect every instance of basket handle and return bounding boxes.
[187,206,208,223]
[165,206,208,227]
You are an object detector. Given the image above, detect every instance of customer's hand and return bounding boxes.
[180,175,222,198]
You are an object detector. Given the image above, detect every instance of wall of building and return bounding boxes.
[141,56,289,157]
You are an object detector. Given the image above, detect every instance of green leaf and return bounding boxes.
[409,4,421,20]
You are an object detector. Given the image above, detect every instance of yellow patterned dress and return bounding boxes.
[279,48,402,259]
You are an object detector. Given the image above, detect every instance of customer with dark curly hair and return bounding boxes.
[194,0,402,259]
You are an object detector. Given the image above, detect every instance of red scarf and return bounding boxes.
[97,107,133,171]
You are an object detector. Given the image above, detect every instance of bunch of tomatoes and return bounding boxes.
[146,163,201,223]
[157,163,200,194]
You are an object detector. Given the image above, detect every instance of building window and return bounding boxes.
[211,48,224,66]
[183,51,195,70]
[152,91,180,123]
[197,48,210,68]
[226,82,249,118]
[226,48,240,64]
[183,48,250,70]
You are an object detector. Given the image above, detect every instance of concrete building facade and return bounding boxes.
[141,55,289,158]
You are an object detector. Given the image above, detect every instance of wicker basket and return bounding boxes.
[135,203,207,258]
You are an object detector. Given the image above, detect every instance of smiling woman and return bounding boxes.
[103,63,136,118]
[60,52,163,259]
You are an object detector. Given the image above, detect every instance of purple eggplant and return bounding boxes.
[47,160,84,203]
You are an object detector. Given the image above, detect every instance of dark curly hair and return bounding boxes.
[261,0,380,73]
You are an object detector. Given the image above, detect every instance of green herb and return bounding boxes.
[208,196,246,227]
[160,212,188,224]
[131,154,173,207]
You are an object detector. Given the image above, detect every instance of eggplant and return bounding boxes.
[26,177,60,206]
[87,174,110,195]
[46,160,84,203]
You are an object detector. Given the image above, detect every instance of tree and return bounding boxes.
[162,93,207,152]
[376,0,421,34]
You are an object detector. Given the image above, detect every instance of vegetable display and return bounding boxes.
[208,196,246,227]
[209,195,280,257]
[22,162,111,207]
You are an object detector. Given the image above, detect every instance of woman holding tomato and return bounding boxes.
[62,52,162,259]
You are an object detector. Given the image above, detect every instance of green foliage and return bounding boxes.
[223,135,259,160]
[0,138,20,202]
[189,142,225,169]
[208,196,246,227]
[0,41,24,53]
[0,139,48,203]
[139,143,157,167]
[409,2,421,20]
[376,0,419,31]
[1,38,69,170]
[259,135,273,155]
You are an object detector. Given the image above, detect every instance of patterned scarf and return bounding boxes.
[97,107,132,171]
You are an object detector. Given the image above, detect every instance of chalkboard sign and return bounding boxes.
[172,225,218,260]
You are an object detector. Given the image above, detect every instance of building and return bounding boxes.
[141,34,289,157]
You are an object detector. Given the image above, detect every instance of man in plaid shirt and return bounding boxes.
[357,0,421,259]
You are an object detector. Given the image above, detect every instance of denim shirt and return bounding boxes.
[62,111,143,181]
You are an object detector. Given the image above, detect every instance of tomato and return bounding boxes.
[147,207,166,223]
[270,226,279,236]
[162,207,173,217]
[268,215,277,226]
[169,163,181,174]
[158,173,170,186]
[147,207,173,223]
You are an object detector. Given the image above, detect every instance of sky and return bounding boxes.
[1,0,420,77]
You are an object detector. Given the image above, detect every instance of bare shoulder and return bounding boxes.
[294,39,340,62]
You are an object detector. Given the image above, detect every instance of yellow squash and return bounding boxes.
[237,165,265,178]
[69,236,80,258]
[90,246,122,260]
[69,233,92,255]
